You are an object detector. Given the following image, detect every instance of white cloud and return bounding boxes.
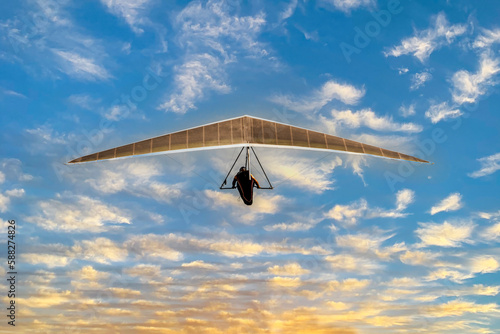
[158,54,230,113]
[470,256,499,274]
[159,0,267,113]
[319,0,374,13]
[268,262,310,276]
[270,80,365,113]
[264,214,322,232]
[0,188,24,212]
[0,0,110,81]
[72,238,128,264]
[399,103,416,117]
[326,189,415,224]
[26,193,131,232]
[326,108,422,133]
[2,89,27,98]
[181,260,217,270]
[451,53,500,104]
[473,28,500,49]
[84,161,184,204]
[54,50,111,81]
[410,72,432,90]
[385,13,466,62]
[67,94,101,110]
[425,102,462,123]
[25,125,67,145]
[204,190,284,223]
[416,220,475,247]
[325,254,381,274]
[266,153,343,194]
[430,193,463,215]
[326,198,368,224]
[100,0,151,34]
[468,152,500,178]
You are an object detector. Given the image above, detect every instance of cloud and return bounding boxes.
[325,108,422,133]
[72,237,128,264]
[270,80,365,113]
[268,263,310,276]
[26,194,131,232]
[0,188,24,212]
[451,53,500,104]
[325,254,381,274]
[399,250,439,266]
[410,72,432,90]
[158,54,230,113]
[473,28,500,49]
[468,152,500,178]
[318,0,375,13]
[268,276,302,288]
[424,300,498,317]
[159,0,267,113]
[0,0,111,81]
[326,189,415,224]
[67,94,101,110]
[424,101,462,123]
[264,213,323,232]
[429,192,463,215]
[124,264,162,277]
[415,220,475,247]
[181,260,217,270]
[469,256,499,274]
[204,189,285,223]
[53,50,111,81]
[100,0,151,34]
[260,152,343,194]
[21,253,71,268]
[385,13,466,62]
[83,161,184,203]
[399,103,416,117]
[1,89,27,98]
[108,287,141,298]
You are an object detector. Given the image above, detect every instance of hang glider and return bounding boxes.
[68,115,429,205]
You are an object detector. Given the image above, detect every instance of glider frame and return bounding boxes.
[220,146,274,190]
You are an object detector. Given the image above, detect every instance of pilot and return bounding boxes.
[232,167,260,205]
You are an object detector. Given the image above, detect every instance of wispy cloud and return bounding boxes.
[100,0,151,34]
[53,50,111,81]
[430,192,463,215]
[158,54,230,113]
[318,0,375,13]
[325,108,422,133]
[424,101,462,123]
[399,103,416,117]
[0,0,111,81]
[473,28,500,49]
[468,152,500,178]
[416,220,474,247]
[326,189,415,224]
[270,80,365,114]
[410,72,432,90]
[451,53,500,105]
[26,193,131,232]
[385,13,466,62]
[159,0,268,113]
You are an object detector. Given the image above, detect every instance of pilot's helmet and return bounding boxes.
[239,167,246,172]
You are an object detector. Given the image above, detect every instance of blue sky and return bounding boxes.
[1,0,500,332]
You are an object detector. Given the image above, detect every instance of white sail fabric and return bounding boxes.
[69,115,429,164]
